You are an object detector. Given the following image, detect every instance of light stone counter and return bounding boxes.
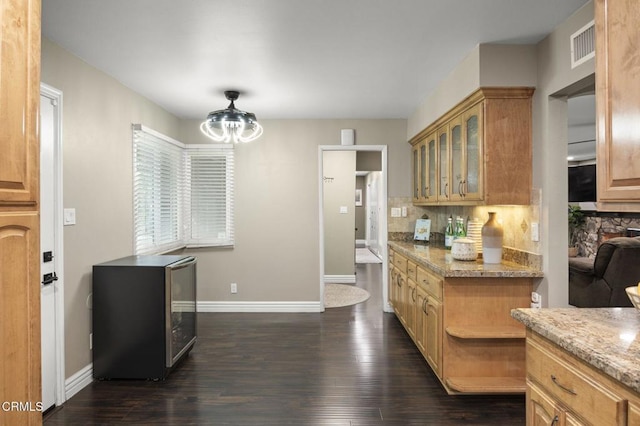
[512,308,640,393]
[389,241,544,278]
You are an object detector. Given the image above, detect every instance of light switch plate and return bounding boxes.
[531,222,539,242]
[63,208,76,225]
[391,208,401,218]
[339,206,348,214]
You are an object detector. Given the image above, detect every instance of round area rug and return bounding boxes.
[324,284,370,308]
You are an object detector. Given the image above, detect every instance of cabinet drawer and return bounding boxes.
[406,260,418,282]
[527,338,626,426]
[416,266,442,300]
[393,253,408,274]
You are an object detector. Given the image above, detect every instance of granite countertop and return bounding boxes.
[512,308,640,394]
[389,241,543,278]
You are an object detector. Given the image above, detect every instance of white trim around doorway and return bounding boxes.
[318,145,390,313]
[41,82,66,406]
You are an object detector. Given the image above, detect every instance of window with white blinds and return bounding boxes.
[185,146,234,247]
[132,124,234,255]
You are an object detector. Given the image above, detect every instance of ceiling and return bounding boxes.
[42,0,590,121]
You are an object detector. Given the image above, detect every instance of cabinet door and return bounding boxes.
[564,412,588,426]
[0,1,42,424]
[395,270,406,325]
[0,0,40,204]
[415,286,428,356]
[450,116,464,202]
[527,382,561,426]
[427,134,438,200]
[412,145,420,202]
[596,0,640,208]
[389,266,397,308]
[0,213,41,425]
[437,124,450,201]
[425,296,442,376]
[462,103,483,200]
[405,278,416,340]
[629,401,640,426]
[419,142,427,200]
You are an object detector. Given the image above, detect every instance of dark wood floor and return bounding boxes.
[44,263,525,425]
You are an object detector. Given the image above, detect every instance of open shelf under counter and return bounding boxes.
[445,377,527,394]
[445,325,526,339]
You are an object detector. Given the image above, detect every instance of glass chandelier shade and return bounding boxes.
[200,91,263,144]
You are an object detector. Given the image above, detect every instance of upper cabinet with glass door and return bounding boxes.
[412,132,438,204]
[409,87,534,206]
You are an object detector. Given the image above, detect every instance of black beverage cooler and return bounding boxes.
[92,255,197,380]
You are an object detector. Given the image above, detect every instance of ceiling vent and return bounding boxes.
[571,20,595,69]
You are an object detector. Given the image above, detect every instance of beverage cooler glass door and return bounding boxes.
[166,257,197,367]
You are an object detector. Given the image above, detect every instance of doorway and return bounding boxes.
[318,145,390,313]
[40,83,65,410]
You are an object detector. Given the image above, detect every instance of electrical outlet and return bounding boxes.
[531,291,542,309]
[90,333,93,350]
[230,283,237,294]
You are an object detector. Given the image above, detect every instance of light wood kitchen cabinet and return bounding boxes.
[412,144,420,202]
[412,266,443,377]
[526,331,631,426]
[628,402,640,426]
[528,382,562,426]
[595,0,640,211]
[389,245,531,395]
[412,133,438,203]
[415,285,428,355]
[405,276,416,340]
[424,292,441,377]
[443,276,531,394]
[437,124,450,202]
[409,87,534,206]
[0,0,42,424]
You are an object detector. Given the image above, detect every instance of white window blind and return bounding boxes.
[185,145,235,247]
[132,124,234,255]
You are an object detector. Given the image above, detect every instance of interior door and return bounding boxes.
[40,93,57,412]
[367,173,378,254]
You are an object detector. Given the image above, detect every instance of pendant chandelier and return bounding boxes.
[200,90,263,144]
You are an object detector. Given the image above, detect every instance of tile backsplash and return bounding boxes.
[388,194,542,268]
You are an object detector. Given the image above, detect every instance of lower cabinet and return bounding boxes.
[425,295,442,377]
[526,331,635,426]
[528,382,562,426]
[388,247,532,395]
[414,278,442,376]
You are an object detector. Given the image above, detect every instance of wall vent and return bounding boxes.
[571,20,595,69]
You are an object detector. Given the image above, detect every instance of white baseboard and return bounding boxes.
[198,301,322,313]
[324,274,356,284]
[356,239,366,247]
[65,363,93,400]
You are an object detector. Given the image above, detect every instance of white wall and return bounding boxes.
[405,1,596,307]
[180,119,406,303]
[41,38,182,377]
[533,1,595,307]
[42,37,410,378]
[407,46,480,139]
[323,151,356,277]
